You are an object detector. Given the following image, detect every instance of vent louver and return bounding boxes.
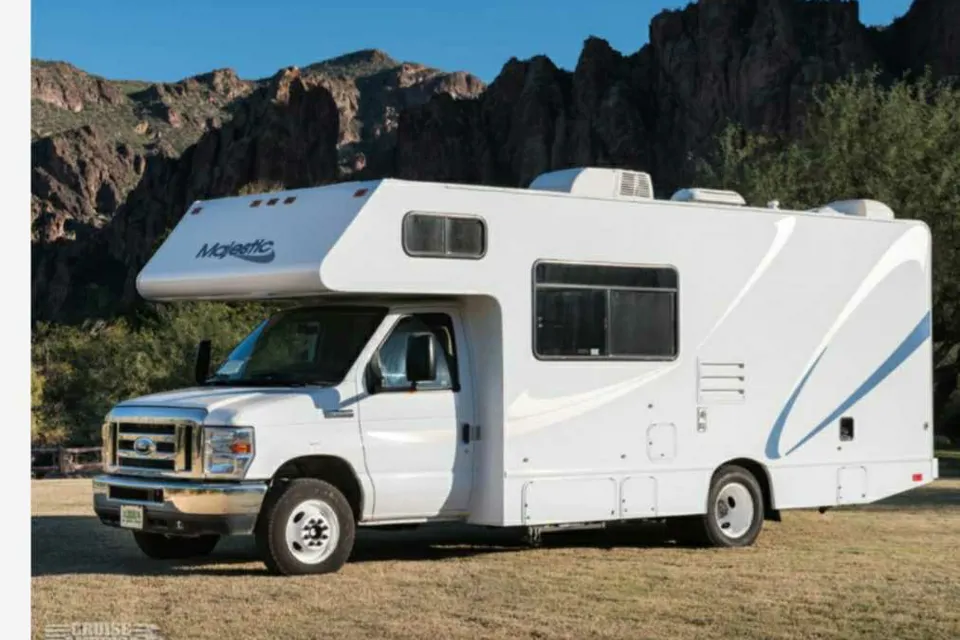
[617,170,655,199]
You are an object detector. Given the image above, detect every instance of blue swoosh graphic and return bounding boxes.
[235,252,276,264]
[765,350,829,459]
[765,311,931,460]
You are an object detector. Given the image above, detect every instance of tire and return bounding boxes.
[667,465,764,548]
[132,532,220,559]
[255,478,356,576]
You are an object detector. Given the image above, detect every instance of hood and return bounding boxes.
[116,385,348,427]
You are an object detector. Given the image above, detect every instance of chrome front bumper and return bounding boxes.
[93,474,269,536]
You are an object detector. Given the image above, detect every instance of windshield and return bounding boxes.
[207,306,386,387]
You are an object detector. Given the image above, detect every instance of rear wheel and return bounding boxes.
[132,532,219,559]
[255,478,356,576]
[667,465,764,548]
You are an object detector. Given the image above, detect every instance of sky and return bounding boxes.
[32,0,916,84]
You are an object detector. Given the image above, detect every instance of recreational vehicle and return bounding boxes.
[92,168,939,575]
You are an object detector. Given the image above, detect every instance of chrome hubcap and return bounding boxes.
[714,482,755,539]
[285,499,340,564]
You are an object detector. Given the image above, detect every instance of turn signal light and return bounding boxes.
[230,441,253,455]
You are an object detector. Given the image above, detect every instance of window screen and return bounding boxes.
[608,289,676,357]
[403,213,486,259]
[534,262,678,359]
[536,288,607,357]
[403,215,444,255]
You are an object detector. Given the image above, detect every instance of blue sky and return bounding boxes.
[32,0,915,83]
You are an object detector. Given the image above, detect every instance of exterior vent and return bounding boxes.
[529,167,654,200]
[671,188,746,206]
[813,199,895,221]
[617,170,654,199]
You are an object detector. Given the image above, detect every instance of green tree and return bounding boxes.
[31,363,65,444]
[696,70,960,440]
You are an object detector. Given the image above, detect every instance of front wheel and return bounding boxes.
[255,478,356,576]
[132,532,219,559]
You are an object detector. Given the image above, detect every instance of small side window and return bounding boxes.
[403,215,445,255]
[403,212,486,259]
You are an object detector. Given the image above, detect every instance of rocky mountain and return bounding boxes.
[31,50,483,246]
[31,0,958,324]
[394,0,958,189]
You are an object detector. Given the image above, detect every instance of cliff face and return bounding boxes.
[30,0,958,323]
[394,0,891,190]
[880,0,960,78]
[32,69,341,322]
[31,51,483,321]
[304,50,485,176]
[30,51,483,248]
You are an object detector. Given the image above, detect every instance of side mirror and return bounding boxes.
[194,339,212,385]
[405,334,436,384]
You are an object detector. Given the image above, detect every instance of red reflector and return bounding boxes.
[912,473,923,482]
[353,188,369,198]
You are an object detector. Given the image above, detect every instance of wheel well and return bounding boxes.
[715,458,779,521]
[272,456,364,521]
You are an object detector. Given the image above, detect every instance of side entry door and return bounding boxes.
[359,311,475,520]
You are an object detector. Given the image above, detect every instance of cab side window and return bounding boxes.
[376,314,459,391]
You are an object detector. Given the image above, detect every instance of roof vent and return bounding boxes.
[671,188,746,206]
[617,170,654,199]
[813,199,895,220]
[529,167,654,200]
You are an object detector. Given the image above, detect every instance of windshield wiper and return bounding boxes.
[241,373,333,387]
[200,373,334,388]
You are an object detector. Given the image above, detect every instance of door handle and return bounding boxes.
[461,423,471,444]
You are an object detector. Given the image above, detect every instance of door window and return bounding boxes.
[375,314,459,391]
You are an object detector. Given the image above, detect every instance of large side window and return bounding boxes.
[374,313,459,391]
[403,212,486,259]
[534,262,678,360]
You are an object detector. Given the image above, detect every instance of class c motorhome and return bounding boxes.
[92,167,939,575]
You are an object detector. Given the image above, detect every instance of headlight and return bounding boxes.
[202,426,255,478]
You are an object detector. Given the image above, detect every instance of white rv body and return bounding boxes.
[97,167,937,553]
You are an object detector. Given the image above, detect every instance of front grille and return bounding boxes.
[118,440,175,454]
[121,457,176,471]
[106,420,197,475]
[108,486,163,502]
[117,423,176,436]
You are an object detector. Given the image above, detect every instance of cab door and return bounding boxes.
[358,310,476,519]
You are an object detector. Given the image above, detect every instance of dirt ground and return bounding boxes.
[32,478,960,640]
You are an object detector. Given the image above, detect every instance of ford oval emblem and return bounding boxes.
[133,436,156,456]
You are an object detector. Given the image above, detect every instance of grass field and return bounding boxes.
[32,478,960,640]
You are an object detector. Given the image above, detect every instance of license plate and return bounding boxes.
[120,504,144,530]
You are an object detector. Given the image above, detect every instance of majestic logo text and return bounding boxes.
[196,239,276,264]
